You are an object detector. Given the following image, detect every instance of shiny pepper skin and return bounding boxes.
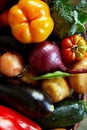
[0,105,42,130]
[8,0,54,44]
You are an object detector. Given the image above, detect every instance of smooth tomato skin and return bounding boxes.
[61,37,76,66]
[61,38,72,49]
[61,49,75,64]
[61,34,87,66]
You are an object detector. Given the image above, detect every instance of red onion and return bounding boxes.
[29,41,66,75]
[66,68,87,74]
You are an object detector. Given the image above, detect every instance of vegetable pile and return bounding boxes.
[0,0,87,130]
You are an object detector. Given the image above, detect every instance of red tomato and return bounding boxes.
[61,34,87,66]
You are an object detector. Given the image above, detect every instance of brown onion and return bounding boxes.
[0,51,24,77]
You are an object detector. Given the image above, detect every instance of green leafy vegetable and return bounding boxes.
[68,11,85,35]
[46,0,87,38]
[32,71,72,80]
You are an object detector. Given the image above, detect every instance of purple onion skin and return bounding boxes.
[29,41,66,75]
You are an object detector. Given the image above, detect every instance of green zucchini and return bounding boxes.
[33,99,87,129]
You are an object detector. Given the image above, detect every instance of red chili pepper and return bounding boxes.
[0,105,42,130]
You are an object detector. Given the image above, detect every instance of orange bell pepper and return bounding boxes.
[8,0,54,44]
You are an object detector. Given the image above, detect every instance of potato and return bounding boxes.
[41,77,70,103]
[68,57,87,93]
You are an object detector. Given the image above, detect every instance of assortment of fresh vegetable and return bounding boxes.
[0,0,87,130]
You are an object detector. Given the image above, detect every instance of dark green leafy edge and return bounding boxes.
[46,0,87,35]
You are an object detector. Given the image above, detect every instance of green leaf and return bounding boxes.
[46,0,87,38]
[32,71,72,80]
[68,11,85,35]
